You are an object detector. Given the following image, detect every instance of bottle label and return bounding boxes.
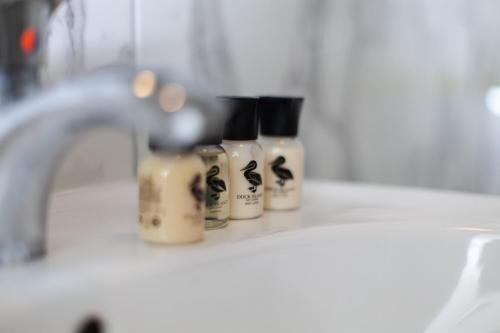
[190,173,204,211]
[240,160,263,193]
[186,172,205,225]
[206,165,228,209]
[239,160,263,205]
[139,173,204,229]
[266,155,295,198]
[237,192,263,205]
[139,175,162,228]
[200,154,230,220]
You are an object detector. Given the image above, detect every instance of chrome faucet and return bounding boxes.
[0,0,225,265]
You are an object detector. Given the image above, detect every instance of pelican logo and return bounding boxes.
[270,156,293,187]
[190,173,204,210]
[206,165,226,201]
[241,160,262,193]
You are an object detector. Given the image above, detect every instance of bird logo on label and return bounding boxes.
[206,165,226,201]
[190,173,204,210]
[270,156,293,187]
[240,160,262,193]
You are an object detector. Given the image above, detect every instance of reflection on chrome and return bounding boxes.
[159,83,187,112]
[425,234,500,332]
[167,106,204,142]
[133,70,157,98]
[486,86,500,117]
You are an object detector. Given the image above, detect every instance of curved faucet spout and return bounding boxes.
[0,66,224,266]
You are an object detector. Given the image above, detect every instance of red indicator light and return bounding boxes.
[20,27,37,54]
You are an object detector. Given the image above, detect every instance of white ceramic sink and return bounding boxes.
[2,181,500,332]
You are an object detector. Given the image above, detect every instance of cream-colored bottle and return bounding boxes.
[138,142,206,244]
[258,96,304,210]
[195,143,230,229]
[219,97,264,219]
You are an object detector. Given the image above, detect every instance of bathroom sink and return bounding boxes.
[2,181,500,332]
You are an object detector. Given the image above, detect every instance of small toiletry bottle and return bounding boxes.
[195,135,230,230]
[138,140,206,244]
[220,97,264,219]
[258,96,304,210]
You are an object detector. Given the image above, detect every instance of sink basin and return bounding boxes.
[2,181,500,332]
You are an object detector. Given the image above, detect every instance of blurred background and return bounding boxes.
[44,0,500,194]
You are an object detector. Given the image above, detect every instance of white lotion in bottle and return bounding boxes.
[139,140,206,244]
[220,97,264,219]
[259,96,304,210]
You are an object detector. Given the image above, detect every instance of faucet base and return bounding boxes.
[0,241,44,266]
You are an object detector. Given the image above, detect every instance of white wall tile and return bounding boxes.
[44,0,500,193]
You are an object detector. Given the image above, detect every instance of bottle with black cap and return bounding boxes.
[138,138,206,244]
[220,96,264,219]
[195,132,230,230]
[258,96,304,210]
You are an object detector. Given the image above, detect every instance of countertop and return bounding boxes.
[2,180,500,310]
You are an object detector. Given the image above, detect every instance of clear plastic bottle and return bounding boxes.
[258,96,304,210]
[219,97,264,219]
[138,141,206,244]
[195,144,230,229]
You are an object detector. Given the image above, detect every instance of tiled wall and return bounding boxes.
[47,0,500,193]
